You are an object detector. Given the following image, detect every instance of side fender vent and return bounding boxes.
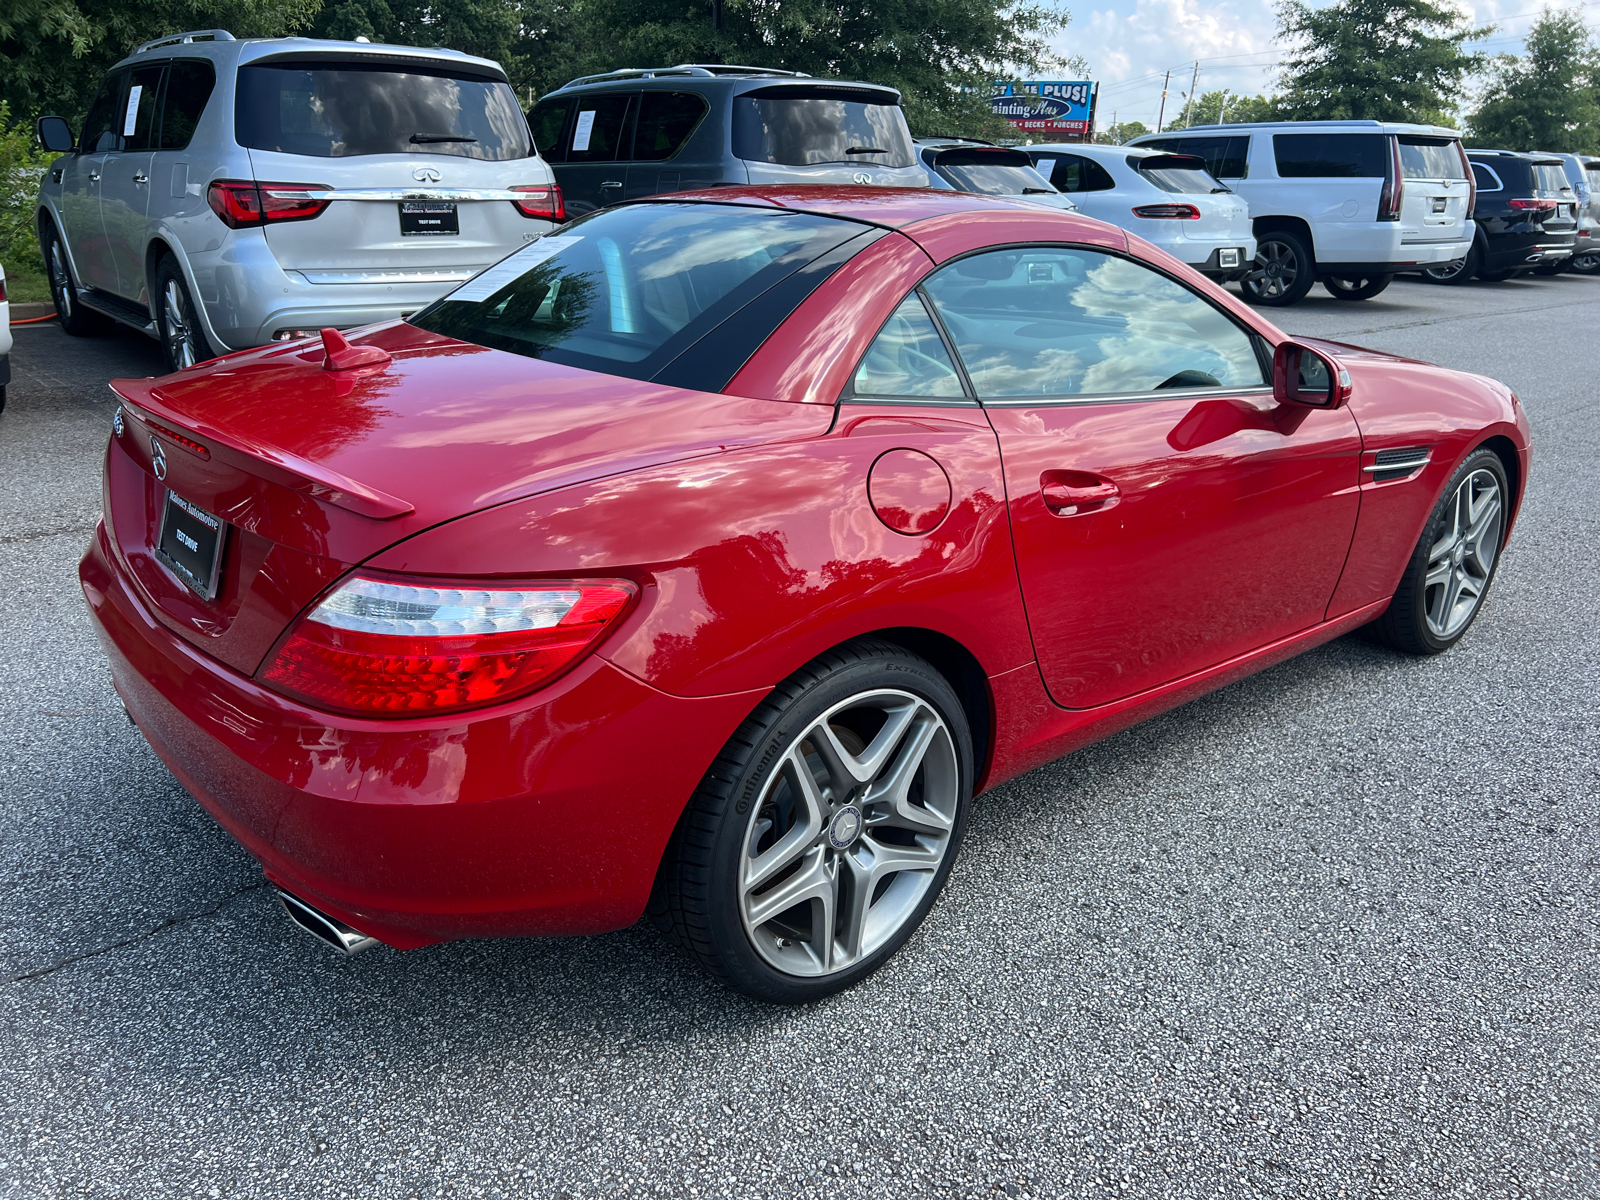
[1364,445,1431,483]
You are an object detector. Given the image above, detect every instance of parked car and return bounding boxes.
[86,188,1531,1002]
[914,137,1077,212]
[527,66,929,215]
[34,29,561,372]
[1542,152,1600,274]
[1422,151,1577,285]
[1022,142,1254,282]
[0,263,10,414]
[1130,121,1475,305]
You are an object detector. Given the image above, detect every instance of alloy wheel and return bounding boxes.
[1248,241,1298,299]
[49,241,73,321]
[1425,258,1468,282]
[738,688,959,978]
[163,279,197,370]
[1424,468,1504,640]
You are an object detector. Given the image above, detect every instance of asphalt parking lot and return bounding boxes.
[2,272,1596,1200]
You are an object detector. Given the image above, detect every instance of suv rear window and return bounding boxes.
[1399,137,1466,180]
[236,60,531,160]
[1533,163,1572,194]
[931,149,1053,194]
[1134,154,1227,193]
[733,87,915,168]
[411,203,866,380]
[1273,134,1387,178]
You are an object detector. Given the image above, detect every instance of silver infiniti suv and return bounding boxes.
[35,30,560,371]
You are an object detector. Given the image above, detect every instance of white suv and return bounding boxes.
[1130,121,1475,305]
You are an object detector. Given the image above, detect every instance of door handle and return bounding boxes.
[89,171,101,184]
[132,171,148,185]
[1040,477,1120,515]
[600,180,623,188]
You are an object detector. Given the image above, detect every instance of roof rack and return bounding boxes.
[134,29,235,54]
[561,63,808,88]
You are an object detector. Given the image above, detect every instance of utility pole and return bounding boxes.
[1218,89,1231,125]
[712,0,722,30]
[1156,70,1171,133]
[1185,61,1200,127]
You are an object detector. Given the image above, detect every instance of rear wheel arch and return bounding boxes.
[1252,215,1318,262]
[145,238,178,306]
[859,627,993,792]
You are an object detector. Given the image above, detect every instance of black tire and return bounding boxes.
[1240,230,1316,306]
[1322,273,1394,301]
[154,257,214,372]
[1531,258,1570,276]
[42,221,112,336]
[1422,242,1480,285]
[1372,448,1510,655]
[650,639,973,1003]
[1481,268,1521,282]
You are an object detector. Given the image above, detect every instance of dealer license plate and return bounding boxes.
[156,490,226,600]
[399,201,459,236]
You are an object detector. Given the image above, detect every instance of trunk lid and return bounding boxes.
[1396,135,1472,245]
[106,323,831,674]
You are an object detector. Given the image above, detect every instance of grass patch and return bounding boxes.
[4,258,51,305]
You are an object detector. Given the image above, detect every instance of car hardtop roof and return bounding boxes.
[629,184,1101,230]
[115,29,508,79]
[1468,148,1565,163]
[547,68,902,100]
[1134,120,1463,138]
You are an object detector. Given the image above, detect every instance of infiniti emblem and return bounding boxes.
[852,172,872,185]
[412,166,442,183]
[149,437,167,481]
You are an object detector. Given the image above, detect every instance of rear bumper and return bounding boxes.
[1483,233,1577,273]
[80,521,761,948]
[1191,243,1257,281]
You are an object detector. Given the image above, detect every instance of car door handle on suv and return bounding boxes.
[601,180,623,189]
[1040,473,1120,516]
[132,171,148,186]
[88,171,101,184]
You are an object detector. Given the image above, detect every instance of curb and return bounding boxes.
[9,302,56,321]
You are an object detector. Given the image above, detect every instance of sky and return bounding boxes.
[1051,0,1600,130]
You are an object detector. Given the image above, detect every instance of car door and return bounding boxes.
[61,70,125,293]
[100,61,165,302]
[625,90,711,199]
[919,244,1361,709]
[554,92,636,215]
[147,60,219,256]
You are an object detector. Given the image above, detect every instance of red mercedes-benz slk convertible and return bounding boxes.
[82,188,1530,1002]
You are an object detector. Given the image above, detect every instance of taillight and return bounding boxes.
[1378,137,1404,221]
[207,180,329,229]
[1508,198,1556,211]
[1131,203,1201,219]
[510,184,565,221]
[260,575,637,716]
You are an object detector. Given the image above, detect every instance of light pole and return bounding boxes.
[1155,70,1171,133]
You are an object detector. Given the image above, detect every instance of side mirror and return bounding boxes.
[1273,339,1351,408]
[37,116,75,153]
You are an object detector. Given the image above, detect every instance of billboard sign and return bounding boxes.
[990,81,1095,140]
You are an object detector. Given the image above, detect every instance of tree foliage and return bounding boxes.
[1468,8,1600,152]
[1094,119,1147,145]
[1166,88,1278,129]
[1274,0,1487,125]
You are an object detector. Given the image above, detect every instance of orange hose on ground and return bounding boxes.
[9,313,59,325]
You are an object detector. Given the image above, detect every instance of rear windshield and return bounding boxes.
[733,88,916,168]
[1273,134,1387,178]
[1399,137,1466,180]
[410,203,865,380]
[1135,156,1228,194]
[932,151,1055,195]
[1533,163,1573,194]
[1143,135,1250,179]
[236,61,531,160]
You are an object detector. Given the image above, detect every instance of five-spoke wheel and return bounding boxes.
[652,641,971,1003]
[1241,230,1315,307]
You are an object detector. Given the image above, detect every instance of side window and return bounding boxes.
[81,71,125,153]
[921,247,1266,398]
[1273,134,1387,178]
[159,61,216,150]
[852,294,965,399]
[633,92,708,162]
[1471,163,1501,192]
[566,94,634,162]
[118,64,164,151]
[1044,154,1114,193]
[1174,136,1249,180]
[528,97,571,163]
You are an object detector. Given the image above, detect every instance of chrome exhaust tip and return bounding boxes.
[275,888,380,955]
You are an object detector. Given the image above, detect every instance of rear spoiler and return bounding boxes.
[1133,153,1210,172]
[107,378,414,520]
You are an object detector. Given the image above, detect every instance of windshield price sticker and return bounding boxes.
[123,85,143,137]
[450,236,585,303]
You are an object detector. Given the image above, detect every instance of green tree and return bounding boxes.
[313,0,527,88]
[1274,0,1487,125]
[1166,88,1278,129]
[525,0,1077,139]
[1468,8,1600,151]
[1095,118,1147,144]
[0,0,320,125]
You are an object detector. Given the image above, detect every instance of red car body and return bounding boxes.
[81,188,1531,950]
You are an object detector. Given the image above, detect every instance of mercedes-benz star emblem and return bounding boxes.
[412,166,442,183]
[112,406,124,437]
[852,172,873,185]
[827,805,864,850]
[149,437,167,481]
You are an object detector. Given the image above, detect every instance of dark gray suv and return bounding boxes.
[528,65,930,215]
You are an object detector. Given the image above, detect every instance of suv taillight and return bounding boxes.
[260,575,637,716]
[1508,198,1557,212]
[207,180,330,229]
[1378,137,1404,221]
[1131,203,1201,219]
[510,184,565,222]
